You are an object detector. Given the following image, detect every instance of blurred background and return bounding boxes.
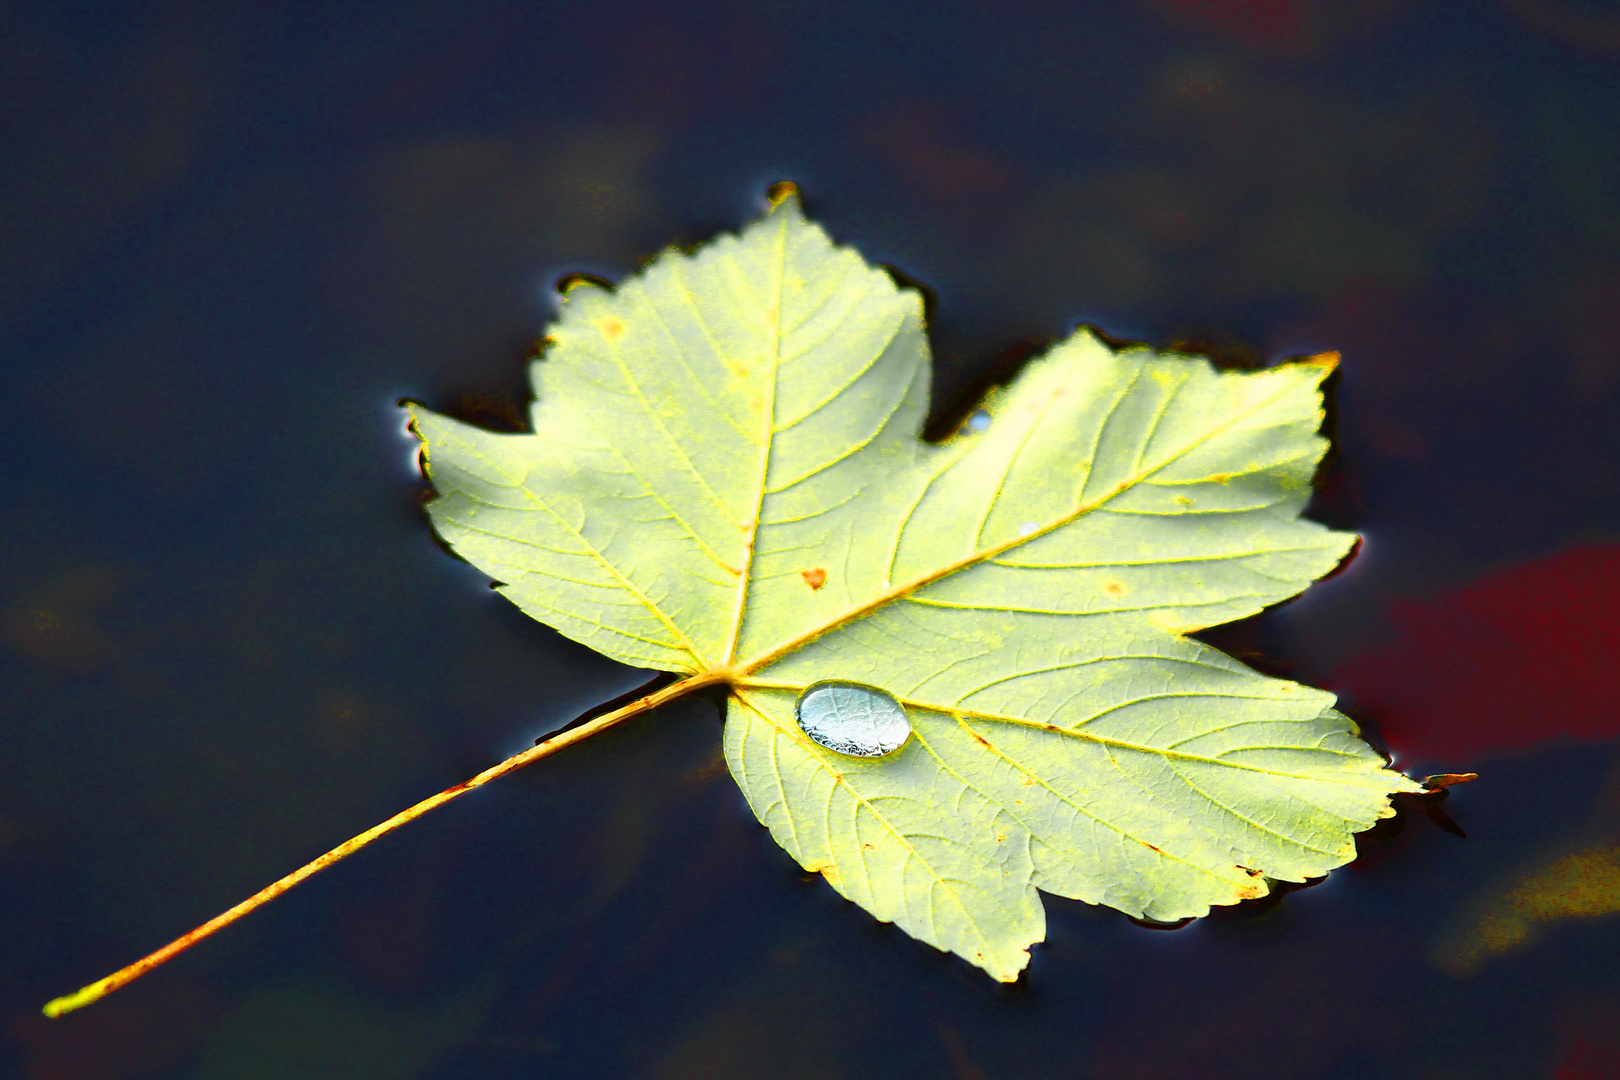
[4,1,1620,1077]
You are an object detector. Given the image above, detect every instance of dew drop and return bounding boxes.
[966,410,991,434]
[795,681,912,758]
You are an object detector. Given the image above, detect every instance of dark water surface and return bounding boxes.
[6,2,1620,1077]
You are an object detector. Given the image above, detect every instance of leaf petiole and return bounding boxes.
[41,668,727,1018]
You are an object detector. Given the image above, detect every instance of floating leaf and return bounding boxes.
[408,187,1422,980]
[41,188,1425,1020]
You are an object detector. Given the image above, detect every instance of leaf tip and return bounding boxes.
[765,180,801,210]
[398,400,427,442]
[1300,350,1340,371]
[989,947,1032,983]
[1423,772,1479,790]
[805,859,841,887]
[556,272,614,297]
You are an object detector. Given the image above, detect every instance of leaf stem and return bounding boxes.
[41,669,726,1018]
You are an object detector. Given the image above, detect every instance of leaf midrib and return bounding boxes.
[736,680,1397,791]
[720,213,787,666]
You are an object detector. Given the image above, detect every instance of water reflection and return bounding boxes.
[1332,545,1620,765]
[1438,838,1620,975]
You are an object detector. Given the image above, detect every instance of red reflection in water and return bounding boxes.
[1331,544,1620,765]
[860,102,1012,213]
[1154,0,1307,52]
[1557,1035,1620,1080]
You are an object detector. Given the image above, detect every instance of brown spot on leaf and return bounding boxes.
[1233,865,1268,900]
[601,317,625,340]
[1103,580,1125,596]
[1209,472,1232,484]
[801,567,826,590]
[806,860,840,886]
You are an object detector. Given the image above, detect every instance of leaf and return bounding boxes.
[410,187,1421,981]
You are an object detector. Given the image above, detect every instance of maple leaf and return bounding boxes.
[410,186,1420,979]
[42,185,1421,1017]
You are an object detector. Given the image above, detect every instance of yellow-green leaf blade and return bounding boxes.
[725,688,1044,981]
[890,334,1353,635]
[412,407,714,671]
[413,190,1422,983]
[416,194,930,669]
[733,616,1418,977]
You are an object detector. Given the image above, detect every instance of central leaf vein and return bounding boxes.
[722,217,787,665]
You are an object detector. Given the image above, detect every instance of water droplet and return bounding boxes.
[795,681,912,758]
[966,410,991,433]
[1018,521,1039,536]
